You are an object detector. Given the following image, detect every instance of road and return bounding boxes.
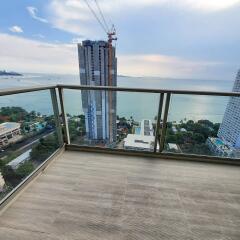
[0,130,55,159]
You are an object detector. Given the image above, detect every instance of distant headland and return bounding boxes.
[0,70,23,76]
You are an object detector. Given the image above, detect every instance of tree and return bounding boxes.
[192,133,205,144]
[1,166,21,187]
[68,120,78,141]
[213,123,220,137]
[166,134,177,143]
[0,106,28,122]
[2,161,34,188]
[182,143,211,155]
[15,162,34,178]
[29,110,37,120]
[175,133,185,144]
[21,122,30,133]
[193,123,210,138]
[31,135,59,162]
[187,120,194,125]
[198,119,214,128]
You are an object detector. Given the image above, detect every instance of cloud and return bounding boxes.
[0,32,226,78]
[27,6,48,23]
[0,33,78,74]
[47,0,240,37]
[177,0,240,11]
[9,26,23,33]
[48,0,97,37]
[118,54,222,79]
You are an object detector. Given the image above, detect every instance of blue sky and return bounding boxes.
[0,0,240,80]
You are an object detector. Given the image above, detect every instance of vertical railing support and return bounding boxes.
[154,93,164,152]
[58,87,70,144]
[50,88,64,146]
[159,93,171,152]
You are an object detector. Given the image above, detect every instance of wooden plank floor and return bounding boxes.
[0,151,240,240]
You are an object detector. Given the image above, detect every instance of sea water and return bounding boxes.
[0,73,234,123]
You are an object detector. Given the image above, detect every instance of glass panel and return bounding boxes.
[0,90,61,200]
[163,94,240,159]
[63,89,160,152]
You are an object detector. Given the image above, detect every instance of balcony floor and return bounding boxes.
[0,151,240,240]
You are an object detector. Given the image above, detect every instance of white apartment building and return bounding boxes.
[218,70,240,148]
[0,122,21,147]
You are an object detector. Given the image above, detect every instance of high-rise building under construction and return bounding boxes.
[78,40,117,144]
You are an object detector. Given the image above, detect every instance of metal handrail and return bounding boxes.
[58,84,240,97]
[0,85,56,97]
[1,83,240,159]
[1,84,240,97]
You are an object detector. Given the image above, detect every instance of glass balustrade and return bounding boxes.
[0,89,62,200]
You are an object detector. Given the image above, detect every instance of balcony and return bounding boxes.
[0,85,240,239]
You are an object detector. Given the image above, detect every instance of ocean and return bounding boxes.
[0,73,234,123]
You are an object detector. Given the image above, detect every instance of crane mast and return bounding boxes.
[107,27,117,143]
[107,27,117,86]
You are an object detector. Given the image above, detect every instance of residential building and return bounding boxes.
[7,149,31,170]
[218,69,240,148]
[124,119,157,151]
[140,119,154,136]
[78,40,117,144]
[0,122,21,147]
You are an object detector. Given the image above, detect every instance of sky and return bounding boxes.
[0,0,240,80]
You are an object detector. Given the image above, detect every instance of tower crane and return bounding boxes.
[83,0,118,143]
[107,26,117,142]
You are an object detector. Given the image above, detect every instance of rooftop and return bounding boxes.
[0,150,239,240]
[7,149,31,170]
[124,134,155,150]
[168,143,179,151]
[0,122,20,136]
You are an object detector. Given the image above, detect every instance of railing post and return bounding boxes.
[154,93,164,152]
[159,93,171,152]
[58,87,70,144]
[50,88,64,146]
